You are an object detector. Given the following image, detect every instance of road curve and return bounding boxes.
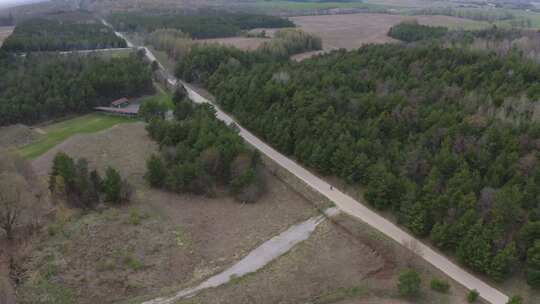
[103,20,509,304]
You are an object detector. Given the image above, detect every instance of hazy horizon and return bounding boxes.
[0,0,48,9]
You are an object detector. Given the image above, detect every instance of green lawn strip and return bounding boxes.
[141,89,174,110]
[19,114,136,159]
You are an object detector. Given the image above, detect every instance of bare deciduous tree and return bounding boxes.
[0,173,25,239]
[0,152,39,239]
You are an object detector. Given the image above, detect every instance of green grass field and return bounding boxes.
[19,114,136,159]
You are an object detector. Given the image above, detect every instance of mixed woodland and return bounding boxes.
[170,29,321,84]
[388,21,448,42]
[108,12,294,39]
[0,51,153,125]
[174,38,540,286]
[145,90,265,203]
[2,18,127,52]
[0,13,14,26]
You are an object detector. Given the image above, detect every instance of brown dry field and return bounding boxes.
[178,214,473,304]
[18,122,318,303]
[0,124,41,149]
[0,26,13,47]
[290,13,486,51]
[197,37,270,51]
[365,0,458,8]
[4,122,472,304]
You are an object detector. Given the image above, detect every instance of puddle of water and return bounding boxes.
[142,207,339,304]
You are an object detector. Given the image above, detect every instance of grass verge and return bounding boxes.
[18,114,136,159]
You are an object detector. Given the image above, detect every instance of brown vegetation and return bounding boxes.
[0,124,41,150]
[198,37,269,50]
[290,13,485,52]
[0,26,13,46]
[177,213,472,304]
[0,152,47,304]
[11,122,318,303]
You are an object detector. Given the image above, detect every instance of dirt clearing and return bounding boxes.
[16,122,474,304]
[0,26,13,46]
[290,13,487,51]
[178,213,472,304]
[19,122,318,304]
[0,124,42,149]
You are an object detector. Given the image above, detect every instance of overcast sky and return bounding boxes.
[0,0,48,9]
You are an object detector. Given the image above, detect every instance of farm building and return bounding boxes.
[94,106,138,117]
[111,97,130,108]
[93,97,139,116]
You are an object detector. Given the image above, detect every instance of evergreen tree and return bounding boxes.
[527,240,540,288]
[145,154,167,187]
[103,167,122,204]
[398,269,421,297]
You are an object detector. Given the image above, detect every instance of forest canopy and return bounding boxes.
[388,21,448,42]
[145,97,265,203]
[0,51,153,125]
[108,12,295,39]
[179,43,540,285]
[173,29,321,84]
[2,18,127,52]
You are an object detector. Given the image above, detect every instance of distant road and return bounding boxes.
[103,19,510,304]
[13,47,133,57]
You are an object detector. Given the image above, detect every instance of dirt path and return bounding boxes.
[33,128,46,135]
[105,21,508,304]
[184,85,508,304]
[142,208,339,304]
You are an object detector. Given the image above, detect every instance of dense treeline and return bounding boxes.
[410,7,533,28]
[109,12,294,39]
[259,28,322,57]
[0,51,153,125]
[442,26,540,64]
[145,29,192,61]
[2,18,126,52]
[144,90,265,202]
[173,29,321,84]
[175,44,260,85]
[388,21,448,42]
[50,152,133,207]
[411,7,516,22]
[0,13,14,26]
[190,44,540,284]
[473,26,523,41]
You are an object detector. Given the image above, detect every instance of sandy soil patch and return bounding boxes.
[197,37,270,51]
[290,13,485,51]
[0,124,42,149]
[33,128,46,135]
[291,49,328,61]
[0,26,13,47]
[21,122,318,304]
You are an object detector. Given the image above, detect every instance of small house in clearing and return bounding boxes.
[93,97,138,117]
[111,97,129,108]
